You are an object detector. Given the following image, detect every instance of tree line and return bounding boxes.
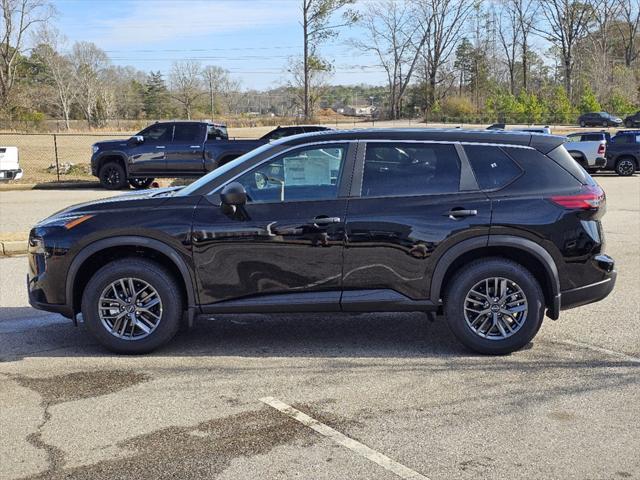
[1,0,639,127]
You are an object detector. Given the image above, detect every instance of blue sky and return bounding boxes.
[51,0,385,90]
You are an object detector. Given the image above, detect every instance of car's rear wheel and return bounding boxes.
[444,258,544,355]
[81,258,183,354]
[579,120,585,127]
[99,161,127,190]
[625,120,633,128]
[602,120,608,127]
[615,157,636,176]
[128,177,154,189]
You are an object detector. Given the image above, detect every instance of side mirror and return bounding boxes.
[130,135,144,144]
[220,182,247,206]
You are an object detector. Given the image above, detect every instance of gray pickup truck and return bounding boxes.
[91,121,331,189]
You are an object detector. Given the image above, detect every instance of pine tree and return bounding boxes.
[144,71,171,119]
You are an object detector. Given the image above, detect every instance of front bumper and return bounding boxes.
[560,255,616,311]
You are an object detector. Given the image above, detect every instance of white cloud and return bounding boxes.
[92,0,299,47]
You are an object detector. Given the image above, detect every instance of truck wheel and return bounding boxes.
[615,158,636,176]
[444,258,544,355]
[129,178,154,189]
[99,162,127,190]
[81,258,183,354]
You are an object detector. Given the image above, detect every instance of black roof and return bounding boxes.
[278,128,565,154]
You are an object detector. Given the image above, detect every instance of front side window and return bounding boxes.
[232,144,346,203]
[465,145,523,190]
[362,143,460,197]
[140,124,172,144]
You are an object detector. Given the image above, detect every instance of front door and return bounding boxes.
[342,141,492,306]
[192,142,354,309]
[129,123,173,175]
[165,123,206,174]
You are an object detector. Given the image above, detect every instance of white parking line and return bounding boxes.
[560,340,640,364]
[260,396,430,480]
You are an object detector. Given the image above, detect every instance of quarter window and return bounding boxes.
[233,144,346,203]
[465,145,522,190]
[362,143,461,197]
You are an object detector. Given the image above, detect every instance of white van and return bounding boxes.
[0,146,23,181]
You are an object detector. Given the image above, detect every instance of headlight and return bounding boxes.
[37,214,94,230]
[92,144,99,154]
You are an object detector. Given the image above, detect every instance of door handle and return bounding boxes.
[445,208,477,220]
[311,216,341,226]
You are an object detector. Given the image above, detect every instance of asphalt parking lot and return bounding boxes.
[1,173,639,480]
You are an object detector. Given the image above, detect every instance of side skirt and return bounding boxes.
[199,289,439,315]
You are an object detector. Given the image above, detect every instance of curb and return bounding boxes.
[1,240,27,256]
[0,181,102,191]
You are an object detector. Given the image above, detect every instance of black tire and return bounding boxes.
[128,177,154,189]
[615,157,636,176]
[602,120,608,127]
[579,120,586,127]
[444,257,545,355]
[99,161,127,190]
[81,258,183,354]
[625,120,633,128]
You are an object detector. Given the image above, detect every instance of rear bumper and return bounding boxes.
[560,255,616,311]
[594,157,606,168]
[0,168,23,180]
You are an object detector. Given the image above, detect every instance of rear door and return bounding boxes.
[165,123,207,174]
[342,141,491,306]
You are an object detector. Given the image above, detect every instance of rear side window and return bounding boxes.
[612,134,634,144]
[173,124,203,143]
[362,143,460,197]
[464,145,522,190]
[583,134,604,141]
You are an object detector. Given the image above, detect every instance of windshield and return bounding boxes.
[177,142,277,196]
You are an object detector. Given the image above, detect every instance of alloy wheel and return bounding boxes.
[98,277,163,340]
[463,277,528,340]
[617,159,635,176]
[103,166,121,186]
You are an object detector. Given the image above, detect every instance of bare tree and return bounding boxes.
[169,59,202,119]
[497,1,520,95]
[535,0,595,99]
[201,65,231,119]
[287,56,331,116]
[70,41,109,127]
[418,0,474,113]
[615,0,640,67]
[509,0,538,92]
[0,0,53,111]
[354,0,426,119]
[33,26,74,128]
[301,0,357,119]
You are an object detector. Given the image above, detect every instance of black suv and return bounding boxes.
[29,129,616,355]
[623,111,640,128]
[578,112,623,128]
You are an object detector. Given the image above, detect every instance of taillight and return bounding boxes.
[550,185,605,210]
[597,143,606,155]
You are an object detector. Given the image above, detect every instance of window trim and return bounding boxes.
[351,140,478,199]
[208,141,357,204]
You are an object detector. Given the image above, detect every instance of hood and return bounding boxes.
[36,186,183,226]
[94,139,129,149]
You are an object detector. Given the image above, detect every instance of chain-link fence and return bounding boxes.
[0,132,134,183]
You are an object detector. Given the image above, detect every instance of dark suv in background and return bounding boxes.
[30,129,616,355]
[605,130,640,176]
[623,112,640,128]
[578,112,623,127]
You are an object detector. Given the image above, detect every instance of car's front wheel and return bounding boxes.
[99,162,127,190]
[81,258,183,354]
[615,157,636,176]
[579,120,586,127]
[444,258,544,355]
[128,177,154,189]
